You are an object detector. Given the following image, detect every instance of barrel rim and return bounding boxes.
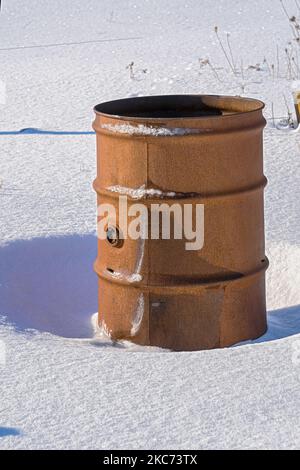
[94,94,265,122]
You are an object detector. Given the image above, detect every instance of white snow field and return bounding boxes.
[0,0,300,450]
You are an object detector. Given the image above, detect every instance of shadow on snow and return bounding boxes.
[0,234,97,338]
[0,427,21,438]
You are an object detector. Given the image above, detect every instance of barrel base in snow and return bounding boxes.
[95,261,268,351]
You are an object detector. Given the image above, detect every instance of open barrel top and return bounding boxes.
[94,94,265,121]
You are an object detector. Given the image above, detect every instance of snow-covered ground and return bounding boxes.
[0,0,300,449]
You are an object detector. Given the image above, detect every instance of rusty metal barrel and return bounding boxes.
[93,95,268,351]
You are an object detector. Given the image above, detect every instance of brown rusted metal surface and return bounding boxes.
[93,95,268,351]
[294,91,300,124]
